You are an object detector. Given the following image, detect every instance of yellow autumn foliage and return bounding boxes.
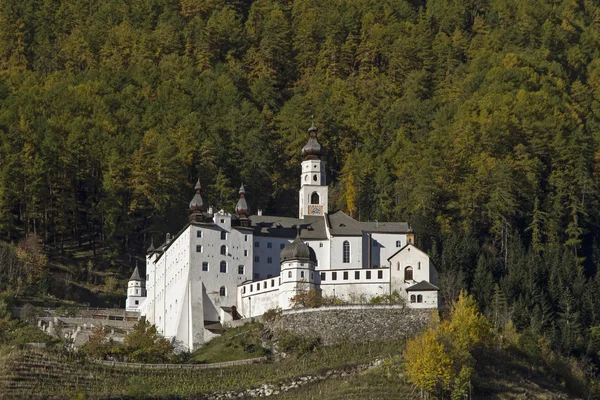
[404,291,491,397]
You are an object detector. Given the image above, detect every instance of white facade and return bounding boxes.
[128,123,439,349]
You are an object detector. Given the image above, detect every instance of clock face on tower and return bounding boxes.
[310,205,321,215]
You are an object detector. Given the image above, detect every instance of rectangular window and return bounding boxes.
[244,235,248,242]
[220,263,227,273]
[254,256,259,262]
[280,243,285,249]
[378,270,383,279]
[250,285,253,292]
[263,282,267,289]
[238,265,244,274]
[196,245,202,252]
[243,287,246,294]
[267,242,272,249]
[196,231,202,238]
[267,257,272,264]
[320,272,326,281]
[221,231,227,240]
[355,271,360,279]
[332,272,337,280]
[366,271,371,279]
[135,300,139,305]
[300,271,305,278]
[255,241,259,247]
[343,271,348,280]
[319,242,323,248]
[202,262,208,271]
[244,250,248,256]
[288,271,292,278]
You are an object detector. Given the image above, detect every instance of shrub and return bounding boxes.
[277,331,321,355]
[262,308,282,322]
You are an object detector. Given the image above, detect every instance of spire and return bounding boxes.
[301,116,326,159]
[235,182,249,216]
[129,262,142,281]
[146,237,155,253]
[189,178,204,212]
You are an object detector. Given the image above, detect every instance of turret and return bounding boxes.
[278,234,318,309]
[299,118,328,218]
[235,183,251,227]
[189,178,205,222]
[126,263,146,312]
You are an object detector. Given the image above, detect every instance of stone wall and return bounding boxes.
[268,304,432,346]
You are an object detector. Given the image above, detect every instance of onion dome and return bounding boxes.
[235,183,249,216]
[280,234,317,264]
[129,263,142,281]
[189,178,204,211]
[146,237,155,253]
[301,119,326,160]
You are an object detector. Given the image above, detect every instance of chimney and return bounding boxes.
[257,209,263,216]
[165,233,172,245]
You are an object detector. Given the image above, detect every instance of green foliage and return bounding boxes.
[0,0,599,376]
[277,331,321,355]
[123,320,173,363]
[369,290,406,305]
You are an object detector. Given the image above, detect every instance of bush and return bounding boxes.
[262,308,282,322]
[277,331,321,355]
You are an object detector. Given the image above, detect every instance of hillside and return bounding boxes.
[0,0,600,391]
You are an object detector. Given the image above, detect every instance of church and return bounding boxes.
[126,122,439,350]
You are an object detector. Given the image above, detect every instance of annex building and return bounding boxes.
[126,123,439,350]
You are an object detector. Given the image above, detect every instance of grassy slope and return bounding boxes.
[189,322,268,363]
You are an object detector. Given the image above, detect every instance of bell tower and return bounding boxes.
[299,119,328,219]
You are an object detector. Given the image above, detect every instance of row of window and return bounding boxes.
[242,278,280,294]
[410,294,423,303]
[201,261,245,275]
[197,231,250,242]
[320,269,384,281]
[196,245,249,257]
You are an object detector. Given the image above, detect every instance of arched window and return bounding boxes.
[396,240,401,247]
[310,192,320,204]
[219,286,226,296]
[220,261,227,273]
[404,266,413,281]
[220,245,227,255]
[343,241,350,263]
[410,295,416,303]
[417,294,423,303]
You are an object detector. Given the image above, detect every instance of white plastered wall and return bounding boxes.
[330,236,362,270]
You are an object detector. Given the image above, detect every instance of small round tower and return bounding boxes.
[126,263,147,312]
[278,234,318,309]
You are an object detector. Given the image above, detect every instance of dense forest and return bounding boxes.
[0,0,600,371]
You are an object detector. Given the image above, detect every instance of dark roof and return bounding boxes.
[301,122,326,159]
[235,183,249,216]
[280,235,317,263]
[326,211,411,236]
[129,265,143,281]
[146,238,155,253]
[248,215,327,240]
[406,281,439,292]
[189,179,204,211]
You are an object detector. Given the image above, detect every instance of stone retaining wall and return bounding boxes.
[92,356,267,369]
[269,305,433,346]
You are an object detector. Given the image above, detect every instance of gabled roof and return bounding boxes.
[406,281,439,292]
[386,243,429,261]
[326,210,411,236]
[248,215,327,240]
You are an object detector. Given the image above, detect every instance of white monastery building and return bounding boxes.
[127,122,439,350]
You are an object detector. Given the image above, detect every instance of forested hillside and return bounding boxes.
[0,0,600,370]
